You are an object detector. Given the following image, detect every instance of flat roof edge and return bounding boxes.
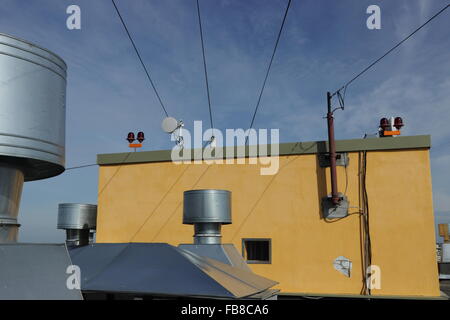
[97,135,431,166]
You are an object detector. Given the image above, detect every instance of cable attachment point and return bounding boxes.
[168,120,184,149]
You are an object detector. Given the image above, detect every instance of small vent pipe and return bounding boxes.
[183,190,231,245]
[57,204,97,247]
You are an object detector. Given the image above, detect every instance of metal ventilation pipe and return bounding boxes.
[183,190,231,245]
[0,33,67,243]
[0,165,25,243]
[57,204,97,247]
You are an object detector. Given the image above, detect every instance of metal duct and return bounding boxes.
[183,190,231,244]
[57,203,97,247]
[0,165,24,243]
[0,33,67,242]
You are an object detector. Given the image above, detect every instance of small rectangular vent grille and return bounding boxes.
[242,238,271,264]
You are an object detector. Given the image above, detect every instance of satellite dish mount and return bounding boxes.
[162,117,184,148]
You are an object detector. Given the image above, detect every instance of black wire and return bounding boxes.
[65,164,97,170]
[361,150,372,295]
[246,0,292,145]
[343,162,348,196]
[111,0,169,117]
[196,0,214,131]
[337,86,346,110]
[332,4,449,97]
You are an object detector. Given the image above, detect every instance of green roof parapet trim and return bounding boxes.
[97,135,431,166]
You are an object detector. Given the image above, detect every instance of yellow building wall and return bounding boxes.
[96,149,439,297]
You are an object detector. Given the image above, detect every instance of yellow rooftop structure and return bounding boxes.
[95,135,439,298]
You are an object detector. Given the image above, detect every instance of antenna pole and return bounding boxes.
[327,91,340,205]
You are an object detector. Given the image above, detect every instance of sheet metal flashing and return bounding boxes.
[69,242,277,299]
[178,244,252,272]
[97,135,430,166]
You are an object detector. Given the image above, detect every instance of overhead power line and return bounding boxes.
[65,164,97,170]
[196,0,214,131]
[111,0,169,117]
[332,4,450,97]
[246,0,292,145]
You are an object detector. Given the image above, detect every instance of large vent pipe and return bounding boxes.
[183,190,231,245]
[0,33,67,243]
[0,165,24,242]
[57,204,97,247]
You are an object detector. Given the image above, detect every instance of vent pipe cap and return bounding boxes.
[57,203,97,230]
[183,190,231,225]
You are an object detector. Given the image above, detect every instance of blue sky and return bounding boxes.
[0,0,448,242]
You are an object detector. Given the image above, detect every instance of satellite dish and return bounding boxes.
[161,117,179,133]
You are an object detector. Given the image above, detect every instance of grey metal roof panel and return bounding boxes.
[0,243,83,300]
[69,243,277,299]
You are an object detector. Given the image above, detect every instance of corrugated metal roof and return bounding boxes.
[0,243,83,300]
[69,243,277,299]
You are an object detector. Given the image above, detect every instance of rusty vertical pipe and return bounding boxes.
[327,92,340,205]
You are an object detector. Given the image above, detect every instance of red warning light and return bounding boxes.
[394,117,404,130]
[127,132,135,143]
[137,132,145,143]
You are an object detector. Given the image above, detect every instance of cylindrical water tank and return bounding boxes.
[183,190,231,244]
[0,33,67,181]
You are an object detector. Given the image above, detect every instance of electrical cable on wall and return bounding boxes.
[359,150,372,295]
